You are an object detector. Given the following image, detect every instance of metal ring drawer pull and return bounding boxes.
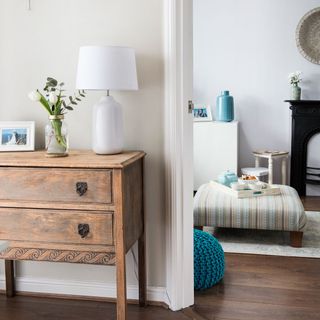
[78,224,90,238]
[76,182,88,196]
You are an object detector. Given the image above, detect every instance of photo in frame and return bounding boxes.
[0,121,35,151]
[193,104,212,122]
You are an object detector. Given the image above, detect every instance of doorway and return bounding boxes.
[190,1,320,319]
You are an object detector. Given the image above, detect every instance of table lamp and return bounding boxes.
[76,46,138,154]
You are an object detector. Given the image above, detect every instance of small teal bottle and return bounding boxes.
[216,90,234,122]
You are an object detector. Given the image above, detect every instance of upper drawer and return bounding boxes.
[0,168,112,204]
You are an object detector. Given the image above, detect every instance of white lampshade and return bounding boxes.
[76,46,138,91]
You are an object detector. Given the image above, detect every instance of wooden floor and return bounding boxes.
[0,295,189,320]
[191,254,320,320]
[0,196,318,320]
[3,253,320,320]
[301,196,320,211]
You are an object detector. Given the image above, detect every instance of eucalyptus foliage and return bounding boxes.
[29,77,86,116]
[29,77,87,150]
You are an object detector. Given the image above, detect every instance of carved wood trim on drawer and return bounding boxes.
[0,248,116,265]
[7,241,115,253]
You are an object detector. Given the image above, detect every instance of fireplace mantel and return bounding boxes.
[286,100,320,196]
[286,100,320,115]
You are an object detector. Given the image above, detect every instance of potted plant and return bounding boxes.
[29,77,86,157]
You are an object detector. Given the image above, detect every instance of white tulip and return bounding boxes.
[28,90,41,101]
[288,73,294,79]
[49,92,58,104]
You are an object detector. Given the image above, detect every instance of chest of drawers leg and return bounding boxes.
[5,260,15,298]
[113,158,145,319]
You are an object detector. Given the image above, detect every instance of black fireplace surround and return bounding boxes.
[287,100,320,196]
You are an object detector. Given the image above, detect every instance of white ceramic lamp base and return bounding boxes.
[92,95,124,154]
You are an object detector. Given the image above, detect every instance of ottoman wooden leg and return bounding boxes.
[290,231,303,248]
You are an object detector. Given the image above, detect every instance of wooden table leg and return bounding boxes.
[138,157,146,307]
[116,251,127,320]
[268,157,273,185]
[5,260,15,297]
[115,210,127,320]
[281,157,287,185]
[114,169,127,320]
[138,232,146,307]
[255,156,260,168]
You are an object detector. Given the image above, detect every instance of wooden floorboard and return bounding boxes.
[194,254,320,320]
[0,295,190,320]
[194,300,320,320]
[301,196,320,211]
[196,281,320,309]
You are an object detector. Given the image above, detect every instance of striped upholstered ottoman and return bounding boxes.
[194,183,307,247]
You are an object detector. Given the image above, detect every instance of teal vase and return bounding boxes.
[216,90,234,122]
[292,85,301,100]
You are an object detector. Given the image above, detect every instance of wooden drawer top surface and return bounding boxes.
[0,150,145,169]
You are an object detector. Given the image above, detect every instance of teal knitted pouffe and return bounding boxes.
[194,229,225,290]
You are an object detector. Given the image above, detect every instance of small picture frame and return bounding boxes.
[193,105,212,122]
[0,121,35,151]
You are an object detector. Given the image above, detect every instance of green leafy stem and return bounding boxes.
[32,77,86,148]
[40,77,86,116]
[50,119,67,149]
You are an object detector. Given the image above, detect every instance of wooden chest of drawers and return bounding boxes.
[0,150,146,320]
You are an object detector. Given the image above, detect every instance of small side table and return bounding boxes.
[253,150,289,185]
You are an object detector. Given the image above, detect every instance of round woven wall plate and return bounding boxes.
[296,7,320,65]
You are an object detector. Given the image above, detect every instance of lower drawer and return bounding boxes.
[0,208,113,245]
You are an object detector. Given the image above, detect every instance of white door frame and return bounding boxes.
[164,0,194,311]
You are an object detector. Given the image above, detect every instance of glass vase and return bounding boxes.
[45,115,69,157]
[291,84,301,100]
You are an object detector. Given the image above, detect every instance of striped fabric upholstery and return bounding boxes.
[194,183,307,232]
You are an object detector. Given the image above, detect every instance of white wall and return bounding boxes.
[0,0,165,295]
[194,0,320,195]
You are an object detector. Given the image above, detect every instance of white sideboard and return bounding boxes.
[194,121,238,190]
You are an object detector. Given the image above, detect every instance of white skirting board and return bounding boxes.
[0,277,169,304]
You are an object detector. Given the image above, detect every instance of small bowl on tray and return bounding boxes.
[238,174,259,184]
[231,180,267,191]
